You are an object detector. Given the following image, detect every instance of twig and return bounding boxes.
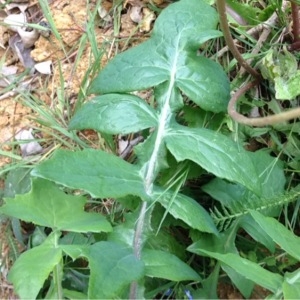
[291,1,300,42]
[228,81,300,126]
[216,1,289,58]
[216,0,261,78]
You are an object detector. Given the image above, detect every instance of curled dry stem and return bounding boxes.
[216,0,261,79]
[216,0,289,58]
[228,81,300,126]
[291,1,300,42]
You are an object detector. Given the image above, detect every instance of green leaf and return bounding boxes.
[0,178,112,233]
[8,232,62,299]
[250,211,300,260]
[142,249,201,281]
[274,73,300,100]
[90,39,168,93]
[188,248,283,293]
[59,244,90,261]
[175,50,228,112]
[3,168,31,198]
[89,0,229,113]
[249,150,285,198]
[226,0,261,25]
[203,150,285,203]
[203,150,285,238]
[239,215,275,253]
[283,269,300,299]
[189,225,238,255]
[31,149,147,199]
[261,47,300,100]
[189,226,254,298]
[165,126,260,194]
[83,241,144,299]
[153,188,218,234]
[62,289,88,300]
[107,209,145,247]
[222,265,254,298]
[69,94,158,134]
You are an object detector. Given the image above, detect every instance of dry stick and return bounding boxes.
[228,81,300,126]
[218,0,300,126]
[291,1,300,42]
[237,2,289,76]
[216,0,261,79]
[238,27,271,77]
[216,0,289,59]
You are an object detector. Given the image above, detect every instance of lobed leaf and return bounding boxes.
[31,149,147,199]
[69,94,158,134]
[1,178,112,233]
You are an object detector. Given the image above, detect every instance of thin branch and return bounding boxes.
[216,0,261,79]
[291,1,300,42]
[228,81,300,126]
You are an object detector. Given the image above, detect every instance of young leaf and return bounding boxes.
[142,249,201,281]
[83,241,145,299]
[89,0,229,113]
[69,94,158,134]
[32,149,147,199]
[165,126,260,194]
[8,232,62,299]
[0,178,112,233]
[153,188,218,235]
[250,211,300,261]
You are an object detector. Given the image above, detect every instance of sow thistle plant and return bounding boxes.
[1,0,300,299]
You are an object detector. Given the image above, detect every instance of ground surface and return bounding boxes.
[0,0,155,168]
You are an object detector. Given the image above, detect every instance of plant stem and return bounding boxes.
[216,0,261,79]
[130,44,176,300]
[291,1,300,42]
[53,262,63,299]
[133,201,148,259]
[228,80,300,126]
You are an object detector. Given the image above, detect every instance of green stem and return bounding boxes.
[53,261,63,299]
[53,232,63,299]
[216,0,261,79]
[130,40,177,300]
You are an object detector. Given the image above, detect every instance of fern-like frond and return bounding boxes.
[210,187,300,231]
